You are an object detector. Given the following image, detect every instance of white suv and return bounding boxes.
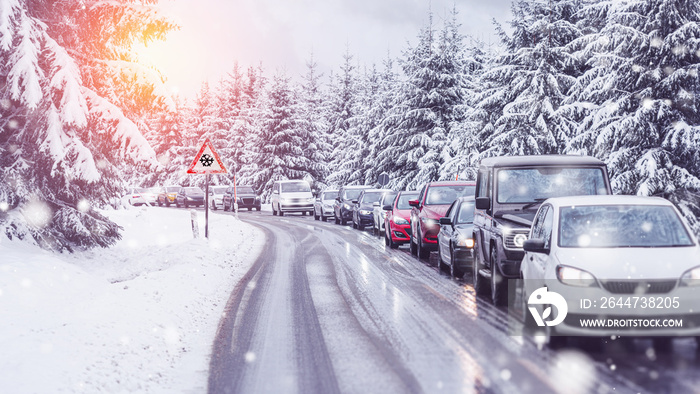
[270,180,315,216]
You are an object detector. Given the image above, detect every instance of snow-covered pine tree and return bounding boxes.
[325,48,361,187]
[0,0,172,251]
[440,35,488,181]
[565,0,700,234]
[244,70,315,201]
[236,65,267,188]
[298,53,331,191]
[475,0,582,159]
[364,54,401,187]
[374,9,468,189]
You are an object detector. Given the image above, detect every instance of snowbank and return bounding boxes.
[0,206,264,393]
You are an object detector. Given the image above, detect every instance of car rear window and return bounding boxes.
[456,201,475,224]
[343,189,364,200]
[322,191,337,200]
[185,187,204,195]
[360,192,384,204]
[166,187,181,193]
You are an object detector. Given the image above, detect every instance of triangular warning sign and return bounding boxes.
[187,139,228,174]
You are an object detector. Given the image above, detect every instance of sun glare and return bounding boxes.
[133,41,181,95]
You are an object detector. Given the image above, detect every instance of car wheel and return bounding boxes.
[417,230,429,260]
[211,201,217,210]
[256,207,260,211]
[437,244,447,272]
[272,204,277,215]
[358,222,364,231]
[157,199,162,207]
[490,247,508,307]
[184,201,189,208]
[279,209,284,216]
[321,215,327,222]
[166,200,171,207]
[248,207,252,211]
[314,210,319,220]
[450,246,464,279]
[472,242,488,296]
[410,234,418,256]
[302,211,306,216]
[384,230,390,246]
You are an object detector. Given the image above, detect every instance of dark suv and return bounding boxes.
[334,185,372,225]
[472,155,612,306]
[223,185,261,211]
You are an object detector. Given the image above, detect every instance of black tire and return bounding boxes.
[490,247,508,307]
[384,230,390,246]
[342,218,347,225]
[279,210,284,216]
[184,201,189,208]
[417,230,430,260]
[335,215,340,224]
[358,222,364,231]
[321,216,327,222]
[157,199,162,207]
[410,235,418,256]
[472,243,488,296]
[248,207,252,211]
[302,211,307,216]
[166,200,171,207]
[272,204,277,216]
[211,201,217,210]
[437,245,447,272]
[256,206,260,211]
[175,200,179,208]
[314,210,320,220]
[450,246,464,278]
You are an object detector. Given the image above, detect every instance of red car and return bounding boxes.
[409,181,476,259]
[384,191,419,248]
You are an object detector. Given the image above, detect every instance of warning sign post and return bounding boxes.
[187,139,227,238]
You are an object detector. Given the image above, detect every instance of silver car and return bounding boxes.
[372,191,397,237]
[314,189,338,221]
[519,195,700,350]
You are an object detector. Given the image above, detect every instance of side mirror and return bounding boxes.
[523,239,549,254]
[439,217,452,226]
[335,197,341,202]
[382,204,392,210]
[408,199,420,207]
[352,199,358,204]
[475,197,490,210]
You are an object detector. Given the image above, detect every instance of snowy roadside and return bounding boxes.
[0,206,265,393]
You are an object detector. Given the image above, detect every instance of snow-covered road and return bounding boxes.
[209,211,695,394]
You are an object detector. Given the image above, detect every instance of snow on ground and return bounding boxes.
[0,206,265,393]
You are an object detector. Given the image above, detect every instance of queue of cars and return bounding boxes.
[125,184,263,211]
[303,154,700,349]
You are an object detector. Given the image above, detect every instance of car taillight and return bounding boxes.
[132,195,139,198]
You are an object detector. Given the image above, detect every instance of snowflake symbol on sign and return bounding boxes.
[199,154,215,167]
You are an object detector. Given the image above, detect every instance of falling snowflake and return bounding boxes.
[199,154,215,167]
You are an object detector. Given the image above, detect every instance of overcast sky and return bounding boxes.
[140,0,513,97]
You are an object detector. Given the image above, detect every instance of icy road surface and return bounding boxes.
[206,210,700,394]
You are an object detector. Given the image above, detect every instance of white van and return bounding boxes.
[270,180,314,216]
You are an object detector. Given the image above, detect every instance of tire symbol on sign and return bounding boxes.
[200,154,215,167]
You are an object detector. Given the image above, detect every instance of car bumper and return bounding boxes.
[321,207,335,216]
[452,247,474,268]
[358,214,373,226]
[280,203,314,212]
[389,223,411,243]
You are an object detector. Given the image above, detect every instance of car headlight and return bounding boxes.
[557,265,598,287]
[680,266,700,286]
[343,203,352,210]
[307,197,315,203]
[393,217,409,225]
[360,210,372,215]
[456,237,475,248]
[420,217,438,225]
[512,233,528,248]
[255,196,260,201]
[280,198,287,203]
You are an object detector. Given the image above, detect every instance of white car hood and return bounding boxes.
[555,246,700,280]
[280,192,312,199]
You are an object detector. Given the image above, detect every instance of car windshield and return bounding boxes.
[497,168,607,204]
[321,191,337,201]
[281,182,310,193]
[396,193,418,209]
[343,188,365,200]
[237,186,255,194]
[185,187,204,196]
[212,187,227,195]
[456,201,475,224]
[382,192,397,205]
[425,185,476,205]
[559,205,694,248]
[360,192,384,204]
[134,188,147,193]
[166,187,180,193]
[146,188,159,193]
